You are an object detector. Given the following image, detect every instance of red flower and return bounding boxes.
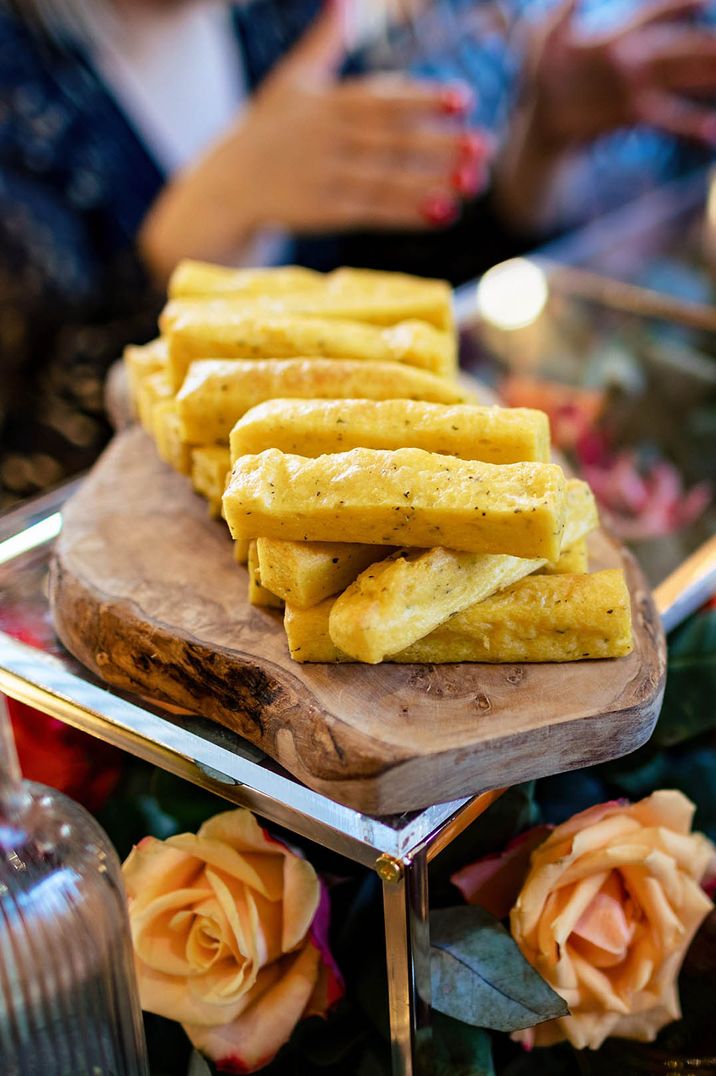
[5,696,123,812]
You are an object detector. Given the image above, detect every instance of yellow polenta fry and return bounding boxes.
[247,541,283,609]
[328,479,596,662]
[234,539,250,564]
[152,400,192,475]
[285,600,343,663]
[256,539,395,609]
[537,539,588,575]
[230,399,550,465]
[329,267,453,332]
[124,338,167,410]
[169,261,321,299]
[173,290,453,334]
[163,303,455,388]
[135,370,173,432]
[285,570,633,663]
[401,569,633,662]
[190,446,231,518]
[177,359,473,444]
[168,261,453,330]
[223,447,567,559]
[257,532,586,614]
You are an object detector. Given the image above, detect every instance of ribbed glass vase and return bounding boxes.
[0,698,149,1075]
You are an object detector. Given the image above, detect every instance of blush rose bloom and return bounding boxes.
[510,791,714,1051]
[122,809,342,1073]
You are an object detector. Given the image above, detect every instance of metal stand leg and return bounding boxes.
[380,850,433,1076]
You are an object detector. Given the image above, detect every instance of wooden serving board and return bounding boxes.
[49,428,666,814]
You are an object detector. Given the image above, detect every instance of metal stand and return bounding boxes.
[382,852,432,1076]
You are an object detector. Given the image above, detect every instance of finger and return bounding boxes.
[636,88,716,141]
[346,125,492,174]
[334,166,472,226]
[646,36,716,91]
[327,192,453,231]
[546,0,578,35]
[623,0,704,32]
[276,0,349,85]
[336,75,475,123]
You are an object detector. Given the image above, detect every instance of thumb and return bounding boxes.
[278,0,350,86]
[550,0,578,35]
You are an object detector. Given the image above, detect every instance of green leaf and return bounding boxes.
[433,1013,495,1076]
[430,906,568,1032]
[656,609,716,747]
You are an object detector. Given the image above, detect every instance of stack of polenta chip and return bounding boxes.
[124,259,633,666]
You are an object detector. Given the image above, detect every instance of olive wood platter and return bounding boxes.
[49,427,666,814]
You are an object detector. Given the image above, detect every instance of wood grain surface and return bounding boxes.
[49,428,666,814]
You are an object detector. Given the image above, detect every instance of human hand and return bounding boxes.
[524,0,716,149]
[140,0,491,280]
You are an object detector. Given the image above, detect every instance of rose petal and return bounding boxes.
[629,790,694,836]
[569,815,642,858]
[607,1003,677,1043]
[132,886,214,975]
[567,948,631,1014]
[452,826,552,920]
[168,836,282,900]
[200,811,288,864]
[550,844,656,890]
[306,882,344,1015]
[552,872,608,949]
[512,861,568,940]
[204,869,261,990]
[572,890,633,958]
[135,957,254,1028]
[185,943,321,1072]
[539,802,628,846]
[282,854,321,953]
[123,840,202,904]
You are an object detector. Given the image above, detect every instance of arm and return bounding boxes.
[139,1,490,283]
[494,0,716,234]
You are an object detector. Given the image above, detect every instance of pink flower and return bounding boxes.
[451,826,552,921]
[122,809,343,1073]
[578,449,711,541]
[510,792,714,1050]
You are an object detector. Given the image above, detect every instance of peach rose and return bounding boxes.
[510,791,714,1050]
[122,809,342,1073]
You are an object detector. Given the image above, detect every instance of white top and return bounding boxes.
[92,0,245,175]
[92,1,289,264]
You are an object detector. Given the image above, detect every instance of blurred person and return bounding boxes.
[496,0,716,230]
[338,0,716,281]
[0,0,488,505]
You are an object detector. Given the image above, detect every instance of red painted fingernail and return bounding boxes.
[440,84,474,116]
[459,131,490,161]
[459,132,482,160]
[451,162,483,197]
[421,193,459,226]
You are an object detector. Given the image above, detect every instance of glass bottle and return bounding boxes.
[0,697,149,1075]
